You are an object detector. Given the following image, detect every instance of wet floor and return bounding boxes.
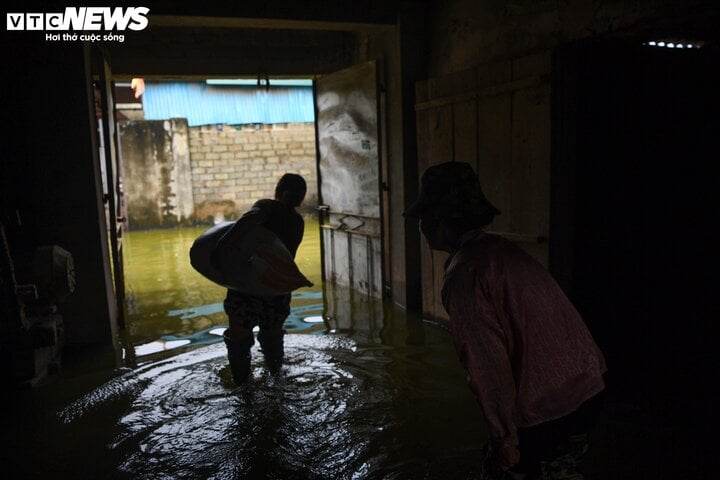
[2,221,490,479]
[48,312,488,479]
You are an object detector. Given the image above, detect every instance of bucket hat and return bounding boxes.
[404,161,501,219]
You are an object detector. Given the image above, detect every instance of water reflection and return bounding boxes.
[49,225,489,478]
[56,291,488,479]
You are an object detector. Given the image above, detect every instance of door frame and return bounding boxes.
[96,50,127,328]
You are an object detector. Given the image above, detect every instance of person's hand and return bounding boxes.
[480,442,520,477]
[494,444,520,471]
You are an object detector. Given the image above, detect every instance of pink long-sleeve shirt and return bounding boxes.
[441,229,607,449]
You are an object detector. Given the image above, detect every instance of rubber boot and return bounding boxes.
[258,328,285,373]
[223,328,253,385]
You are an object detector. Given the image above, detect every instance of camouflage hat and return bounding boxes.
[403,161,501,218]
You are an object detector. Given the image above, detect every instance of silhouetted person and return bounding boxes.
[405,162,606,479]
[215,173,307,385]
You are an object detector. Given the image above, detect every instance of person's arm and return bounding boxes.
[445,277,519,466]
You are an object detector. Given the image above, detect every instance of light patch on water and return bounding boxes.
[134,339,192,356]
[62,331,429,479]
[100,335,378,479]
[55,316,487,479]
[303,315,324,323]
[57,343,228,424]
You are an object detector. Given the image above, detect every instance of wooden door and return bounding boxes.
[414,53,552,323]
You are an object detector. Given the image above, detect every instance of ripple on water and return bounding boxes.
[58,331,486,479]
[59,335,398,479]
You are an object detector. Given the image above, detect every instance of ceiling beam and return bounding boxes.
[148,15,395,33]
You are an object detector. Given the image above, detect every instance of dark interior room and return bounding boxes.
[2,1,719,478]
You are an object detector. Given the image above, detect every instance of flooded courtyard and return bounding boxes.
[3,220,489,479]
[119,219,326,361]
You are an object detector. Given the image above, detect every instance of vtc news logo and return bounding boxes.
[6,7,149,31]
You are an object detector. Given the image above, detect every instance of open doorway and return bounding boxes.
[113,62,388,361]
[114,77,325,360]
[552,38,719,413]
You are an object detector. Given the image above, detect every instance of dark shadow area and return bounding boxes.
[553,39,719,479]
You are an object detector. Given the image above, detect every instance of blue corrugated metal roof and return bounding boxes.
[142,82,315,127]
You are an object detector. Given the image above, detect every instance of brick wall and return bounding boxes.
[188,122,317,222]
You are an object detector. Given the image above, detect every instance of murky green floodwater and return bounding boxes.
[121,219,326,358]
[3,219,489,479]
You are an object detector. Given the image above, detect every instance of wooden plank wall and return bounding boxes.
[414,52,552,323]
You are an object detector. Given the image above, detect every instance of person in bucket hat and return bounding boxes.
[405,161,606,479]
[404,161,501,220]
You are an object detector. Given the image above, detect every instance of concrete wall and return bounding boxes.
[119,119,194,229]
[189,122,318,222]
[119,121,318,228]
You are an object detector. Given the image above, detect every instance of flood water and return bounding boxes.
[4,219,489,479]
[120,219,326,360]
